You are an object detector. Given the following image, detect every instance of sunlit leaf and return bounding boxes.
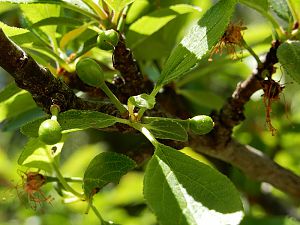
[18,138,64,172]
[0,0,94,16]
[104,0,135,13]
[156,0,237,87]
[144,144,244,225]
[20,4,60,42]
[127,4,201,49]
[59,23,92,49]
[0,91,36,123]
[288,0,300,23]
[0,21,44,46]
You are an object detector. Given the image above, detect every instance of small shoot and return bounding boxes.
[127,94,156,122]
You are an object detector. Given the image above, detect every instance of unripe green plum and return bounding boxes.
[97,29,119,50]
[38,119,62,145]
[189,115,214,135]
[76,58,105,87]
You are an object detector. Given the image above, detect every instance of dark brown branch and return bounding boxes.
[210,41,280,148]
[112,34,152,102]
[0,28,117,115]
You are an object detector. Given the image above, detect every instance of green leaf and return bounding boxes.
[0,0,95,16]
[277,41,300,84]
[127,4,201,49]
[18,138,64,172]
[144,120,188,141]
[239,0,269,12]
[142,116,189,129]
[0,22,60,65]
[288,0,300,23]
[104,0,135,13]
[0,21,44,46]
[0,82,21,103]
[268,0,292,21]
[144,144,244,225]
[0,2,17,14]
[21,110,118,137]
[83,152,136,198]
[156,0,237,87]
[31,16,83,28]
[20,4,60,42]
[59,22,92,49]
[128,93,156,110]
[2,107,44,132]
[0,90,36,123]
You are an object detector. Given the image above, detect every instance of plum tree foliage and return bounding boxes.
[0,0,300,224]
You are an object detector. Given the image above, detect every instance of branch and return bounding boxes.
[188,40,300,197]
[208,41,280,147]
[0,28,117,115]
[112,34,153,102]
[190,138,300,197]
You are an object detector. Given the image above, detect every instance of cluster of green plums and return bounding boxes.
[37,28,213,145]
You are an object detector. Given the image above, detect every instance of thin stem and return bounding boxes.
[139,126,159,147]
[51,161,84,198]
[91,204,107,224]
[241,38,263,67]
[115,117,159,147]
[99,83,127,114]
[45,149,84,198]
